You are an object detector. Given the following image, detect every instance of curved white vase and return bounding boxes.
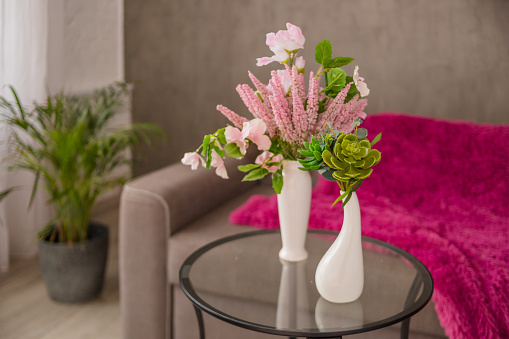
[277,160,311,262]
[315,191,364,303]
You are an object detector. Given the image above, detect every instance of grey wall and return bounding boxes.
[125,0,509,176]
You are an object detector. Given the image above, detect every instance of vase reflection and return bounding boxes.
[315,297,364,330]
[276,258,315,331]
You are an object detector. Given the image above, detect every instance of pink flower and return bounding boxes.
[244,119,271,151]
[225,119,271,154]
[181,152,204,170]
[210,149,228,179]
[353,66,370,97]
[255,151,283,173]
[256,23,305,67]
[295,56,305,72]
[225,126,248,155]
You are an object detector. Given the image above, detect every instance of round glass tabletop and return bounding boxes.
[180,230,433,338]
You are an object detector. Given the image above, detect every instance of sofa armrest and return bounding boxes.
[119,156,257,339]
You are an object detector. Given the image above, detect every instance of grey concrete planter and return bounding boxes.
[38,222,109,303]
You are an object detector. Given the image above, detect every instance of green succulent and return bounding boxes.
[298,129,381,209]
[322,133,381,182]
[297,136,331,170]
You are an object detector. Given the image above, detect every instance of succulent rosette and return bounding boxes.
[322,133,381,181]
[298,124,381,208]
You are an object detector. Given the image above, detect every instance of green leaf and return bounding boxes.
[370,133,382,147]
[297,149,314,158]
[201,135,211,156]
[224,143,243,158]
[326,56,354,68]
[238,163,262,172]
[216,128,227,144]
[315,40,332,66]
[340,190,353,210]
[331,189,350,207]
[212,145,223,158]
[356,128,368,139]
[325,68,347,96]
[272,169,283,194]
[242,168,269,181]
[344,76,361,103]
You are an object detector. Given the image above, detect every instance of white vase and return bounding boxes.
[277,160,311,262]
[315,191,364,303]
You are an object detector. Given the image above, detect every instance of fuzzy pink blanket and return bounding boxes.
[230,113,509,339]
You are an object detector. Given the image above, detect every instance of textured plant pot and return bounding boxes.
[38,222,109,303]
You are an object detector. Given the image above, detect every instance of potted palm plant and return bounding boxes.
[0,83,160,303]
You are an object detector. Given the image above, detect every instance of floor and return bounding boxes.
[0,205,121,339]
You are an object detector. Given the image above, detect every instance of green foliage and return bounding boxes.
[272,169,283,194]
[314,40,357,102]
[315,40,333,66]
[324,68,347,98]
[0,83,162,244]
[224,143,243,158]
[242,168,269,181]
[327,56,354,68]
[298,126,381,209]
[344,76,361,102]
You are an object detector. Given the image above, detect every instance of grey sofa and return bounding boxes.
[119,157,447,339]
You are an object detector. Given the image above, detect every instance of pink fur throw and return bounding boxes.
[230,113,509,339]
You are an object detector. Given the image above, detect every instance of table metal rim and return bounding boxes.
[179,229,434,337]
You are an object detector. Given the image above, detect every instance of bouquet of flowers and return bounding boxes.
[182,23,375,195]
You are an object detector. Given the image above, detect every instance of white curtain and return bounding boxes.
[0,0,55,271]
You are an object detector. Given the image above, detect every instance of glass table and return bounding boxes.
[179,230,433,338]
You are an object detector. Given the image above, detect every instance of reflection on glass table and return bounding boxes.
[179,230,433,339]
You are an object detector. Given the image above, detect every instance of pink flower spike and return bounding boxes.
[245,119,271,151]
[181,152,204,170]
[225,126,247,155]
[216,105,249,129]
[267,69,292,94]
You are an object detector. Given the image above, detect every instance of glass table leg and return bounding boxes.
[193,305,205,339]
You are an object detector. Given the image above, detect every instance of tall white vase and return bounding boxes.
[315,191,364,303]
[277,160,312,262]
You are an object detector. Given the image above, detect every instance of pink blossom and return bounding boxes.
[353,66,370,97]
[225,126,248,155]
[181,152,204,170]
[244,119,271,151]
[210,149,228,179]
[255,151,283,173]
[295,56,305,72]
[256,23,305,67]
[225,119,271,153]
